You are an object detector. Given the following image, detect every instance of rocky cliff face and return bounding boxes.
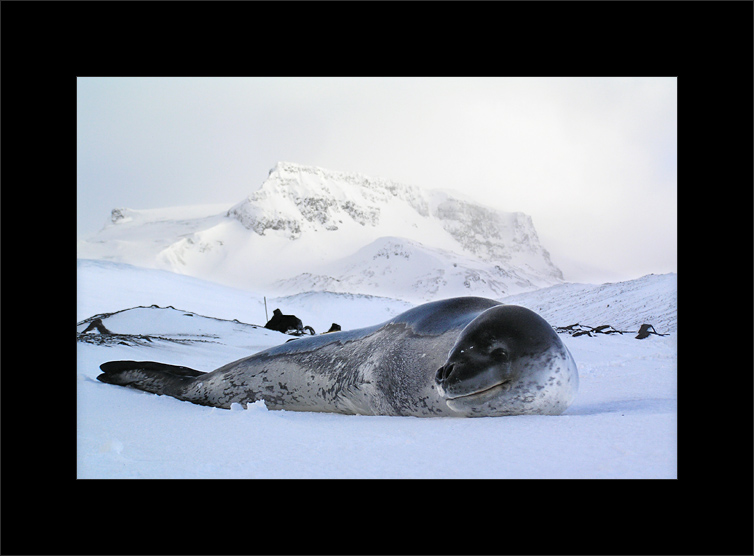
[228,162,561,275]
[227,162,430,236]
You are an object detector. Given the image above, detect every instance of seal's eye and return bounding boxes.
[490,348,508,361]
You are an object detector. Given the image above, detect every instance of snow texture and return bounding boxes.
[77,259,677,479]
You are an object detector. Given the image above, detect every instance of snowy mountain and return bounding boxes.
[77,161,563,301]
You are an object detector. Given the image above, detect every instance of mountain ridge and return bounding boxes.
[78,161,564,301]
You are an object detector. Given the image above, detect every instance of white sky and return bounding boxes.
[77,77,676,283]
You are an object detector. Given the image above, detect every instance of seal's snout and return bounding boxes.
[435,363,454,385]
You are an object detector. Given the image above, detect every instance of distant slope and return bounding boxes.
[500,273,677,333]
[274,236,553,302]
[77,259,416,335]
[78,260,676,342]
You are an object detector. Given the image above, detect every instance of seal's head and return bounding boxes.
[435,305,578,416]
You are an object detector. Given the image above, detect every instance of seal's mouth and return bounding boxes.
[444,379,511,401]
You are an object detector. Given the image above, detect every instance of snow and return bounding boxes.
[77,259,677,479]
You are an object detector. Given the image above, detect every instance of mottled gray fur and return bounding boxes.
[98,297,578,417]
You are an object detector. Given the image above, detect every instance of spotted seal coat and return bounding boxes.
[97,297,578,417]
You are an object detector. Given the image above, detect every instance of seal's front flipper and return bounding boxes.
[97,360,205,397]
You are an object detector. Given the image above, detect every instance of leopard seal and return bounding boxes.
[97,297,578,417]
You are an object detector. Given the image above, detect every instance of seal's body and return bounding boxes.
[98,297,578,417]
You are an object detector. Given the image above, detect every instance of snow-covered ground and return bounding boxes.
[76,259,677,478]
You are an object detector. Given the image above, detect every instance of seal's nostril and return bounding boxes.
[435,363,454,384]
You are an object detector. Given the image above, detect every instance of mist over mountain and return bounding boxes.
[78,161,564,301]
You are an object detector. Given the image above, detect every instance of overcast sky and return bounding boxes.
[77,77,676,283]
